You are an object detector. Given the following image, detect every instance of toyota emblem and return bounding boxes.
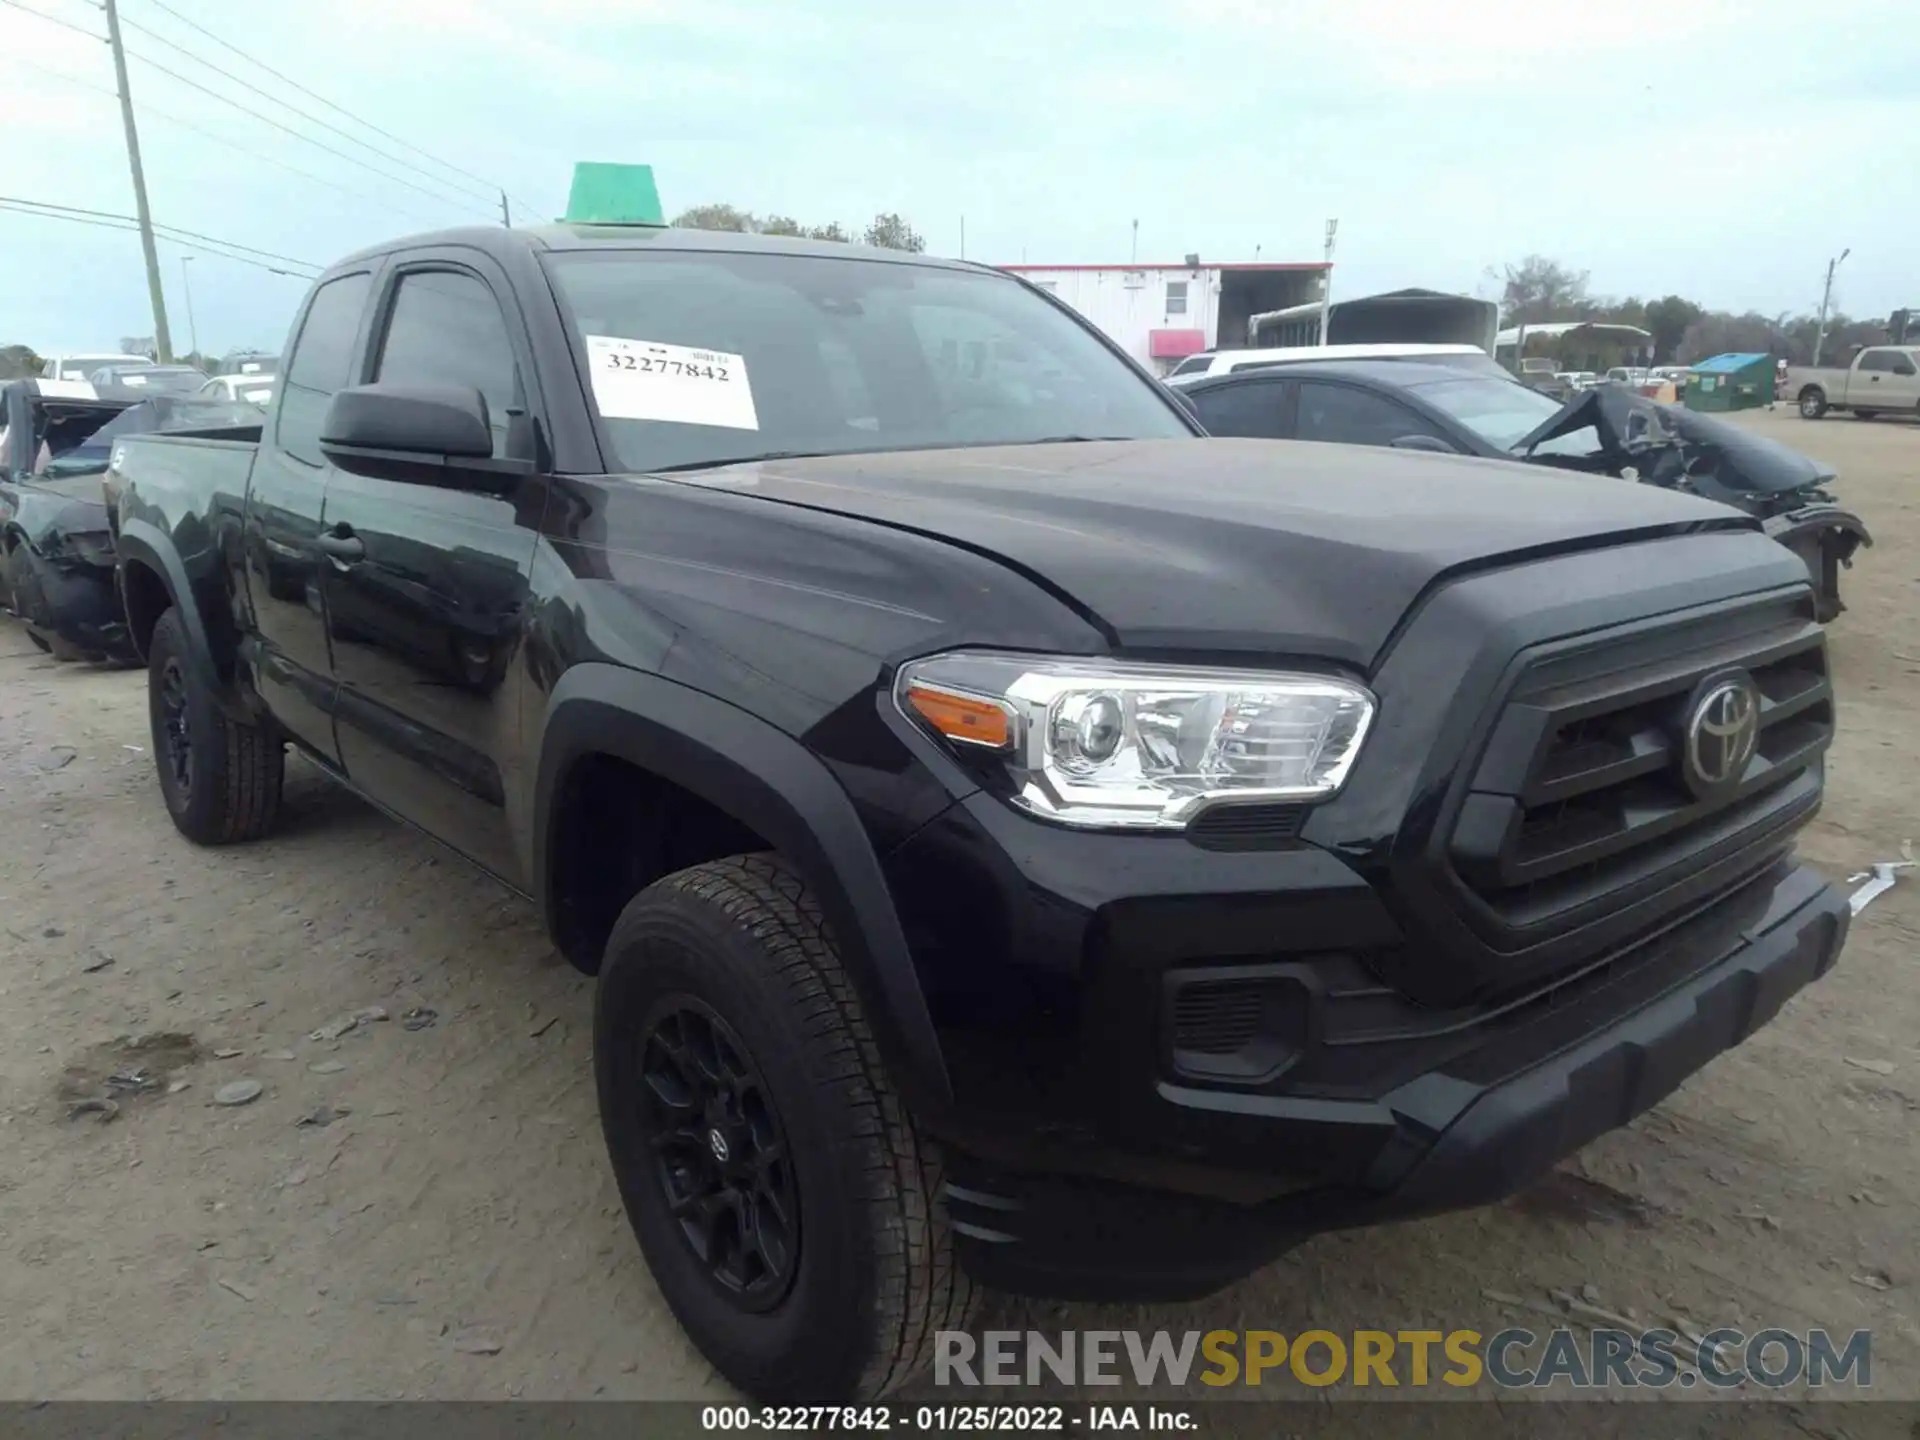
[1682,673,1760,797]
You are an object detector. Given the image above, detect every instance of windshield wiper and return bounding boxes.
[646,437,1135,476]
[646,450,840,475]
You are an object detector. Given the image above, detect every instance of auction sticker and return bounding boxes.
[585,335,759,431]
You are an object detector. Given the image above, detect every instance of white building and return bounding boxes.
[1002,261,1327,373]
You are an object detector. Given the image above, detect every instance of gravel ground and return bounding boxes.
[0,407,1915,1410]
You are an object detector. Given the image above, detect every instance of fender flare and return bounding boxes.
[530,663,953,1108]
[113,518,223,692]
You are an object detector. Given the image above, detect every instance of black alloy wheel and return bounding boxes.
[157,654,194,800]
[637,995,800,1310]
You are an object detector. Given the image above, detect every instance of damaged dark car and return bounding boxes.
[1183,360,1871,621]
[1,382,263,660]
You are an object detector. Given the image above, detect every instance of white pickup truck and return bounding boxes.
[1787,345,1920,419]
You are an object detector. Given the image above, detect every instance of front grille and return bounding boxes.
[1448,598,1831,944]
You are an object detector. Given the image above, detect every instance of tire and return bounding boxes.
[595,854,973,1403]
[147,607,284,844]
[1852,409,1877,421]
[1798,388,1828,419]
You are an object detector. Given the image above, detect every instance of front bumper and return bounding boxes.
[931,854,1846,1300]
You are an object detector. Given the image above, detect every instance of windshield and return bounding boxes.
[1410,375,1584,451]
[544,249,1189,473]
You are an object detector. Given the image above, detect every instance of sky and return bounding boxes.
[2,0,1916,358]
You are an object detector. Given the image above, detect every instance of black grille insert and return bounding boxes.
[1186,803,1307,850]
[1172,983,1267,1055]
[1163,966,1313,1085]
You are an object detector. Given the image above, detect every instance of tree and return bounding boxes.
[759,215,805,237]
[805,222,850,243]
[1675,311,1780,365]
[670,203,757,233]
[0,343,45,379]
[861,213,924,253]
[1643,295,1705,364]
[1498,255,1590,325]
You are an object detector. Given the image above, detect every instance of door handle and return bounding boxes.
[316,529,365,562]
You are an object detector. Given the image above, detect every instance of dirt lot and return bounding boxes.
[1,407,1916,1409]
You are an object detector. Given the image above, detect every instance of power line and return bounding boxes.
[5,0,533,224]
[120,47,501,222]
[0,200,318,278]
[115,9,503,209]
[135,0,540,218]
[2,194,319,269]
[17,56,453,228]
[0,0,104,41]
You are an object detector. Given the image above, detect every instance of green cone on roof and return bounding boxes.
[562,163,665,227]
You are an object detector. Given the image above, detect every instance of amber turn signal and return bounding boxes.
[902,682,1014,750]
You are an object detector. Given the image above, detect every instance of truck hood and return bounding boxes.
[658,438,1754,668]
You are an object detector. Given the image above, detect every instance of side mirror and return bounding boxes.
[320,383,532,486]
[323,383,493,458]
[1389,433,1454,454]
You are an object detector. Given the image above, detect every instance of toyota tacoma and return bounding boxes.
[103,219,1849,1402]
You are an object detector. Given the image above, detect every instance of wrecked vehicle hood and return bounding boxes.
[1512,386,1869,621]
[660,438,1758,668]
[1515,386,1833,495]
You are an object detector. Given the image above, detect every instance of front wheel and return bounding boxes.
[1798,388,1828,419]
[595,854,974,1402]
[147,607,285,843]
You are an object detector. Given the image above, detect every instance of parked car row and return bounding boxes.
[79,205,1852,1405]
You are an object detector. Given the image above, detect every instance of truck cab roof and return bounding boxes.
[328,223,983,274]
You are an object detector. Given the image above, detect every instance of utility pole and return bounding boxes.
[1318,218,1339,344]
[1131,219,1138,266]
[1811,247,1850,366]
[500,190,511,227]
[959,215,965,261]
[104,0,173,363]
[180,255,198,361]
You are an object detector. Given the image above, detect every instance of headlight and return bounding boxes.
[895,651,1375,829]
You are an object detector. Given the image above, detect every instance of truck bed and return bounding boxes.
[103,431,258,529]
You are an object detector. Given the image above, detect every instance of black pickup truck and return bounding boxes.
[105,223,1849,1402]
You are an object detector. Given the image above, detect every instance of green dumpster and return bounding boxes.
[1685,352,1772,413]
